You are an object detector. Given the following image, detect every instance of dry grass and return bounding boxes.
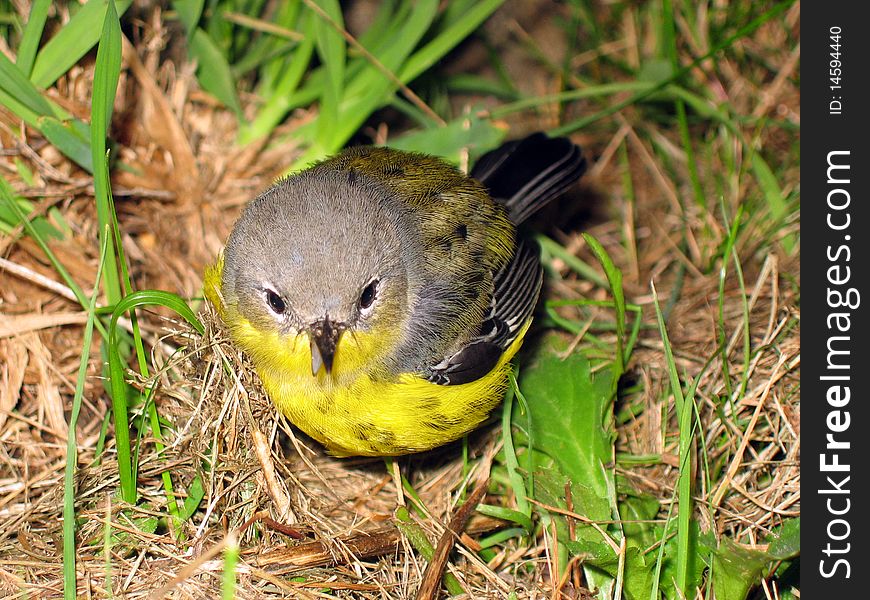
[0,2,799,598]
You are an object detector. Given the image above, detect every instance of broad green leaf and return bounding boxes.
[515,341,616,497]
[189,28,243,117]
[618,492,661,547]
[388,116,505,165]
[172,0,205,38]
[701,519,798,600]
[534,469,611,541]
[766,517,800,560]
[712,538,777,600]
[565,543,659,600]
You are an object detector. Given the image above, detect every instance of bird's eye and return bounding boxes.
[265,289,286,314]
[359,280,378,310]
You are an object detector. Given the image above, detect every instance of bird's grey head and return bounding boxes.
[222,169,418,375]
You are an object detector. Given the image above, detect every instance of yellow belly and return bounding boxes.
[204,259,528,456]
[246,318,528,456]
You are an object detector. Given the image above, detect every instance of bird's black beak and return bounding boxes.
[309,318,344,376]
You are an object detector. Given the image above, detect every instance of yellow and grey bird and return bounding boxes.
[204,133,585,456]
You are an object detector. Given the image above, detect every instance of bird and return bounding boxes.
[204,132,586,456]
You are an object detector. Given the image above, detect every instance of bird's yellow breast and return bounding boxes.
[230,313,528,456]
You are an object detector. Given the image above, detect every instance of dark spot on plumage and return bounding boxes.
[354,422,377,441]
[351,424,370,440]
[313,395,330,415]
[374,428,398,447]
[347,168,357,185]
[413,396,440,413]
[423,419,451,432]
[424,415,464,431]
[383,164,404,177]
[459,270,486,300]
[431,226,466,255]
[454,223,468,241]
[350,420,399,446]
[466,270,485,288]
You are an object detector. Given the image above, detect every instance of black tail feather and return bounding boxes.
[471,132,587,224]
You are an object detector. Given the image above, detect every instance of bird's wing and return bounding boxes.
[471,132,587,225]
[427,239,543,385]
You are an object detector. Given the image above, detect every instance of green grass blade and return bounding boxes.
[31,0,133,89]
[716,204,743,400]
[112,290,205,335]
[397,0,505,82]
[0,50,54,115]
[664,2,706,214]
[342,0,438,100]
[0,59,94,172]
[0,179,61,238]
[388,115,504,163]
[0,88,42,128]
[582,234,627,378]
[63,229,109,600]
[550,0,794,136]
[489,82,652,120]
[15,0,52,77]
[750,152,794,252]
[38,116,95,172]
[501,371,531,521]
[112,289,203,525]
[394,506,464,595]
[107,290,204,505]
[240,10,315,144]
[476,504,534,532]
[105,329,135,503]
[92,0,136,503]
[309,0,345,152]
[181,475,206,520]
[536,234,609,289]
[91,0,123,306]
[651,281,695,598]
[222,534,239,600]
[231,1,303,80]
